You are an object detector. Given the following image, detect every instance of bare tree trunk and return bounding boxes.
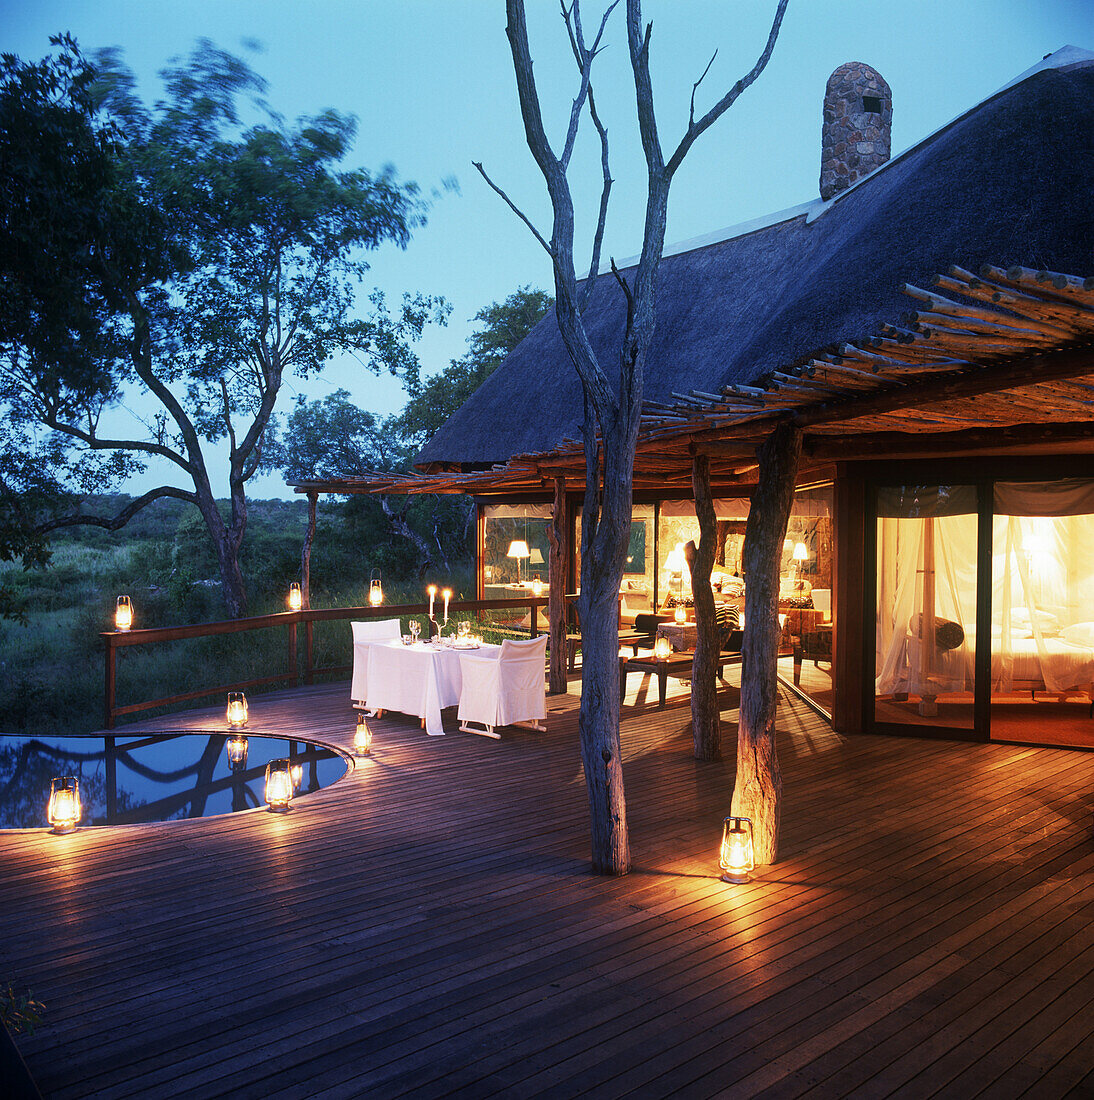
[546,476,569,694]
[301,491,317,609]
[686,453,721,761]
[734,423,801,865]
[380,495,444,573]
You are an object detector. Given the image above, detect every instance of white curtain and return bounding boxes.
[992,484,1094,691]
[876,486,977,697]
[876,480,1094,699]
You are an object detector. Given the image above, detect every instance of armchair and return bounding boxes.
[350,618,403,708]
[458,635,548,739]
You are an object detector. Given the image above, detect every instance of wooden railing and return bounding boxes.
[101,597,549,729]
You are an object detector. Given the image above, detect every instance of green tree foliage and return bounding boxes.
[395,286,551,447]
[0,37,446,618]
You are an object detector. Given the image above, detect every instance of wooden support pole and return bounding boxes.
[103,635,117,730]
[734,422,802,866]
[547,477,569,694]
[686,454,721,761]
[301,491,317,610]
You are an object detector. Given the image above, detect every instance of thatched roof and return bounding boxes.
[417,51,1094,470]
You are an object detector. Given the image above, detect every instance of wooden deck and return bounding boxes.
[2,669,1094,1099]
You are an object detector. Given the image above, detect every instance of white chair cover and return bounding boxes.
[350,619,402,704]
[458,635,547,735]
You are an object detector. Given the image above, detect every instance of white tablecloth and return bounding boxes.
[362,640,500,736]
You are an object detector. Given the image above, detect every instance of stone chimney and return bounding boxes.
[820,62,892,201]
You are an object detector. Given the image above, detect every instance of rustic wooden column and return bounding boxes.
[734,422,802,866]
[546,477,569,694]
[685,453,721,760]
[301,491,317,609]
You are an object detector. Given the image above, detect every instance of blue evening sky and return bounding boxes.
[3,1,1091,498]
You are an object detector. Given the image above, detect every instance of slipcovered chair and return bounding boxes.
[458,635,548,739]
[350,618,402,709]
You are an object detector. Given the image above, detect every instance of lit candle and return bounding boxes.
[443,588,452,620]
[428,584,437,617]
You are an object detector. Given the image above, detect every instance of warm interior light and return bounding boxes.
[720,816,755,883]
[793,542,810,562]
[529,548,545,566]
[674,605,686,624]
[655,636,672,659]
[664,543,686,575]
[47,776,81,834]
[531,577,543,597]
[264,759,293,812]
[506,540,530,559]
[354,713,373,756]
[226,691,248,729]
[288,582,302,611]
[115,595,133,631]
[225,733,249,771]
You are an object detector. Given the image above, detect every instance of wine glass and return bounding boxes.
[409,619,421,643]
[458,620,470,642]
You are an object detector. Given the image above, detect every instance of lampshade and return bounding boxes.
[507,540,530,559]
[529,548,545,565]
[793,542,810,562]
[664,543,687,574]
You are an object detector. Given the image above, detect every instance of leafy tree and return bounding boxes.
[0,37,446,617]
[396,286,552,447]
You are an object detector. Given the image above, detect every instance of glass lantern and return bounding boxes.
[264,758,293,812]
[720,816,755,883]
[288,582,303,611]
[115,595,133,631]
[226,691,248,729]
[531,576,543,598]
[368,569,383,607]
[354,712,373,756]
[654,635,672,659]
[225,733,249,771]
[47,776,82,834]
[674,605,686,624]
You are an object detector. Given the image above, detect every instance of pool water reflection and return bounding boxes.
[0,731,347,828]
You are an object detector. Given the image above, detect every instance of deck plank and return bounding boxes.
[2,673,1093,1099]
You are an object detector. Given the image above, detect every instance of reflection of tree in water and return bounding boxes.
[0,741,143,829]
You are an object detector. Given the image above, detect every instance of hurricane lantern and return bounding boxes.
[368,569,383,607]
[674,605,686,624]
[264,758,293,812]
[114,595,133,631]
[720,816,755,883]
[47,776,81,834]
[288,582,303,611]
[531,576,543,598]
[354,712,373,756]
[655,635,672,659]
[226,691,248,729]
[225,733,249,771]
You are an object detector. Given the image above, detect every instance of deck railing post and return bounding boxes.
[103,634,117,729]
[289,621,298,684]
[305,617,314,685]
[531,601,538,638]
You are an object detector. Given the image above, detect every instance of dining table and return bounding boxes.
[361,639,501,736]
